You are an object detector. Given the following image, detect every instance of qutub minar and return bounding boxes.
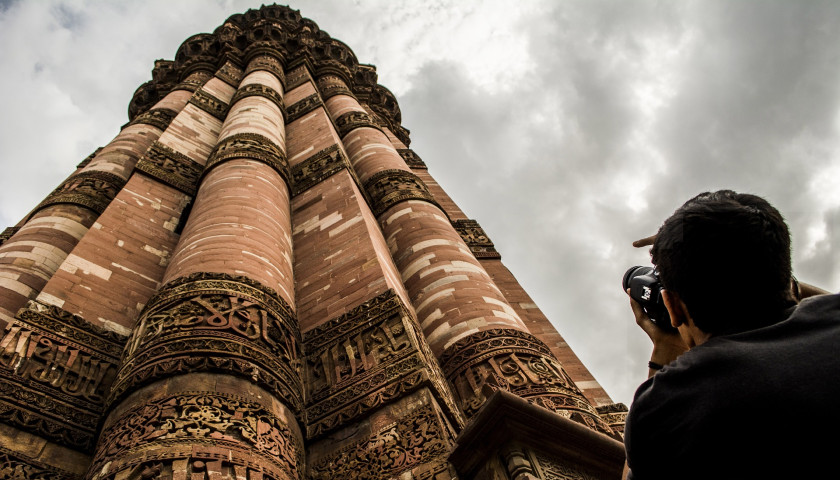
[0,5,627,480]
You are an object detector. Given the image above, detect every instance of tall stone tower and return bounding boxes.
[0,5,626,480]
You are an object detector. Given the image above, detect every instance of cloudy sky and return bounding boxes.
[1,0,839,407]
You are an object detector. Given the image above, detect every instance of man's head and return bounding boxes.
[651,190,793,335]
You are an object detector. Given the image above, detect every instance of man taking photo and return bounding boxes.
[623,190,839,479]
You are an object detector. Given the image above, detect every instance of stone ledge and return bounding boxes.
[449,390,625,479]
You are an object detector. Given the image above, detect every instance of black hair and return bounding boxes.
[651,190,793,335]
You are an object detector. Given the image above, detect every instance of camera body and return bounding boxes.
[623,266,675,332]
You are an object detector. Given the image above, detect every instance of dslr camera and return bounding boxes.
[622,266,675,332]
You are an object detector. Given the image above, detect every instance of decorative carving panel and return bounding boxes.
[334,110,382,138]
[135,141,204,195]
[245,54,286,87]
[362,169,438,217]
[0,227,20,246]
[125,108,178,131]
[285,93,323,123]
[397,149,427,169]
[595,403,628,439]
[303,290,462,439]
[0,301,124,450]
[0,445,82,480]
[205,132,289,185]
[91,392,302,480]
[439,329,613,436]
[35,170,127,215]
[216,61,244,88]
[229,83,286,117]
[284,66,311,92]
[188,89,229,121]
[76,147,103,169]
[451,219,501,259]
[290,144,350,196]
[109,272,303,413]
[308,404,451,480]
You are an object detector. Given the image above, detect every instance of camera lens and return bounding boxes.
[622,266,653,291]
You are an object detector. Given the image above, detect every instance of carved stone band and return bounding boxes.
[290,143,350,196]
[308,403,452,480]
[0,445,82,480]
[0,301,125,450]
[334,110,383,138]
[244,52,286,88]
[318,81,356,101]
[0,227,20,246]
[91,391,303,480]
[76,147,103,169]
[362,169,438,217]
[284,66,311,92]
[451,219,501,259]
[285,92,323,123]
[302,290,463,439]
[229,83,286,118]
[188,88,229,121]
[109,272,303,413]
[438,328,614,436]
[172,78,204,93]
[397,148,427,169]
[125,107,178,131]
[35,170,127,216]
[204,132,290,186]
[135,141,204,195]
[215,61,244,88]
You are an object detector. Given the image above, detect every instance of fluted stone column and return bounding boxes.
[0,74,200,327]
[89,53,304,480]
[317,73,612,436]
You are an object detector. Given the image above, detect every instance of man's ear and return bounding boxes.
[662,290,690,329]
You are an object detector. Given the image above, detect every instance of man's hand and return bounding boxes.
[628,290,688,376]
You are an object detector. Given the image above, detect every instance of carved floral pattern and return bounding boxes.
[308,404,450,480]
[0,445,81,480]
[92,392,302,480]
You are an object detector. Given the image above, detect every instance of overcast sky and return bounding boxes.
[1,0,839,408]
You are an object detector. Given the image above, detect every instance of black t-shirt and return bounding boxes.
[625,293,840,479]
